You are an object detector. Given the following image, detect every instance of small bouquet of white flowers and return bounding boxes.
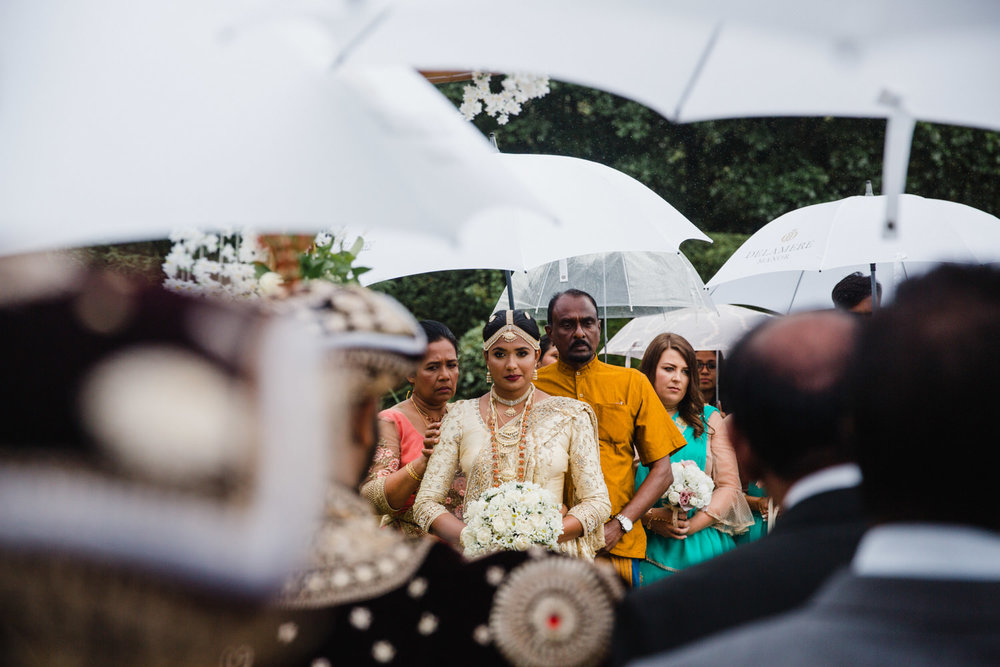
[460,481,564,558]
[664,460,714,516]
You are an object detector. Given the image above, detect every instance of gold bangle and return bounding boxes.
[405,462,423,482]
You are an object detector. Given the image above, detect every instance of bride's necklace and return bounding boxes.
[488,384,534,486]
[490,385,532,417]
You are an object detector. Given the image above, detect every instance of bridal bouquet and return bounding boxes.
[461,481,563,558]
[664,460,714,513]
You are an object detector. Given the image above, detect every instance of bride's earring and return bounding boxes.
[533,369,538,380]
[486,370,493,383]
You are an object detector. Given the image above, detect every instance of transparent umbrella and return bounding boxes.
[602,305,773,362]
[493,251,713,320]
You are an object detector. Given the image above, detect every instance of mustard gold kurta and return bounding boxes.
[534,359,686,559]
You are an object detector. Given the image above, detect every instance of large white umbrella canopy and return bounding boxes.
[338,0,1000,231]
[0,0,553,257]
[354,153,710,284]
[494,251,713,320]
[601,305,774,361]
[339,0,1000,128]
[707,194,1000,313]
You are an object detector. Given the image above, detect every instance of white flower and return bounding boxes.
[314,231,333,247]
[459,99,482,121]
[258,271,285,296]
[238,236,266,263]
[475,526,493,548]
[219,243,237,262]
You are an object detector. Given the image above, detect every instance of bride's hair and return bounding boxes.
[640,333,707,439]
[482,309,540,344]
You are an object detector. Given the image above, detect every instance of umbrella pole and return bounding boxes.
[715,349,721,410]
[505,269,515,310]
[869,262,879,312]
[603,254,609,362]
[603,309,609,363]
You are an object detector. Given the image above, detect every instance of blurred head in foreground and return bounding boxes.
[264,280,425,487]
[725,309,859,499]
[851,264,1000,528]
[0,257,335,663]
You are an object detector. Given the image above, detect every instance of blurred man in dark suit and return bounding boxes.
[636,264,1000,666]
[614,309,866,664]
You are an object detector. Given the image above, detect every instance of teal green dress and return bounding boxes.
[734,481,769,546]
[635,406,737,586]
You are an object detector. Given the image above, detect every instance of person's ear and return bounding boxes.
[544,323,552,337]
[351,396,379,452]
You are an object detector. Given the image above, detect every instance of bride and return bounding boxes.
[413,310,611,560]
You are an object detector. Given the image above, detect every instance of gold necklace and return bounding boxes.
[410,397,444,426]
[490,385,532,417]
[488,385,534,486]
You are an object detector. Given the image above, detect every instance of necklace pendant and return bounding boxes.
[504,407,517,417]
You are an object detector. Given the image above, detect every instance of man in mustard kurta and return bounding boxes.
[534,289,685,586]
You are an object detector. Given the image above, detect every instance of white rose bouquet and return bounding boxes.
[460,481,564,558]
[664,460,714,515]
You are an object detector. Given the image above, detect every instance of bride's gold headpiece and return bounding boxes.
[482,310,541,351]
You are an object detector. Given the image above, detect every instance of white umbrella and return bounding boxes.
[354,153,711,284]
[707,193,1000,313]
[337,0,1000,232]
[0,0,554,256]
[602,305,774,361]
[493,251,713,320]
[338,0,1000,127]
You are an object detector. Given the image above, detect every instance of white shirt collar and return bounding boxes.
[781,462,861,512]
[852,523,1000,580]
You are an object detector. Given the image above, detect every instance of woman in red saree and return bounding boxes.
[361,321,465,534]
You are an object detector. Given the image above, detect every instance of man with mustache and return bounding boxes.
[535,289,685,586]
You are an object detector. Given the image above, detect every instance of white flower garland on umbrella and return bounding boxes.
[162,228,272,300]
[162,228,368,300]
[460,72,551,125]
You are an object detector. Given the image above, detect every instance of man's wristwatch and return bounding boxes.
[614,513,634,533]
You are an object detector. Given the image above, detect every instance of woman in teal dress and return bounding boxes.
[634,333,753,586]
[734,480,771,545]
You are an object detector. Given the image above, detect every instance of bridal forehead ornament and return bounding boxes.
[483,311,540,351]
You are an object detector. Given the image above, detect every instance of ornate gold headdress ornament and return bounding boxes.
[482,310,541,351]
